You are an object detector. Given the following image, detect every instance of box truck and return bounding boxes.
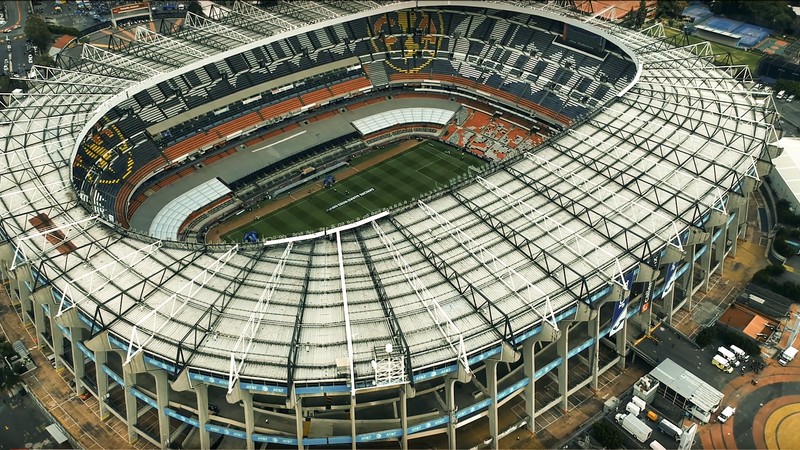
[615,413,652,443]
[779,347,797,366]
[658,418,683,441]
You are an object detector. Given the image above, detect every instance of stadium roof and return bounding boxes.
[0,0,777,391]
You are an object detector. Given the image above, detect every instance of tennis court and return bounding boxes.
[755,37,790,55]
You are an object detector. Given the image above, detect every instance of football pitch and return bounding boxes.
[223,140,486,241]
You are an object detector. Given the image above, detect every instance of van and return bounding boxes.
[46,353,57,368]
[717,347,740,367]
[658,418,683,441]
[625,401,641,416]
[729,345,749,362]
[778,90,786,99]
[712,354,733,373]
[630,396,646,411]
[789,94,796,103]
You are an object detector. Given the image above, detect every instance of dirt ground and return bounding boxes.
[207,139,423,243]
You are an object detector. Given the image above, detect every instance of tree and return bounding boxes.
[25,14,51,55]
[187,0,204,17]
[591,420,624,449]
[33,53,56,68]
[656,0,688,19]
[0,365,20,391]
[635,0,648,29]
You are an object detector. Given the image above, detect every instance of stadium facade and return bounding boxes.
[0,1,779,449]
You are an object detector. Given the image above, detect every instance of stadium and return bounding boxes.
[0,0,779,449]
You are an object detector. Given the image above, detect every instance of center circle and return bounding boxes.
[766,404,800,449]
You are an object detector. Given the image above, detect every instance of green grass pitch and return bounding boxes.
[224,140,487,241]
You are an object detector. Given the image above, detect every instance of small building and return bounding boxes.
[648,358,724,423]
[49,34,76,58]
[768,137,800,212]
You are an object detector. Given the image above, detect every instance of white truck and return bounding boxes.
[779,346,797,366]
[615,413,652,443]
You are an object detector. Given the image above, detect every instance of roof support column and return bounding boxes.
[445,375,458,450]
[152,370,171,449]
[486,360,500,450]
[122,364,140,445]
[556,321,570,412]
[614,311,628,371]
[698,228,713,293]
[399,386,411,450]
[714,220,729,277]
[95,349,111,419]
[588,310,601,391]
[69,328,86,395]
[193,383,212,450]
[30,289,48,352]
[240,389,255,450]
[294,395,304,450]
[14,266,34,328]
[487,344,518,449]
[524,319,559,433]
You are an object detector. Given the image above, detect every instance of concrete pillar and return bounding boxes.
[523,339,536,433]
[699,231,713,292]
[70,328,85,394]
[13,267,33,326]
[615,317,627,370]
[94,350,110,420]
[350,392,357,450]
[662,285,675,326]
[122,364,139,444]
[588,312,601,390]
[194,383,211,450]
[486,360,499,450]
[715,220,728,276]
[153,370,171,448]
[556,322,570,412]
[295,396,304,450]
[31,291,46,349]
[49,310,65,370]
[445,376,457,450]
[240,389,255,450]
[400,386,409,450]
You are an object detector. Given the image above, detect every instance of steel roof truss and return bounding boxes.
[228,242,292,394]
[125,245,239,364]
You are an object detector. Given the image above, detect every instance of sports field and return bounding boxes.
[223,140,486,241]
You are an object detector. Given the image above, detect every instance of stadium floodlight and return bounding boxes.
[56,241,163,317]
[228,242,293,394]
[476,176,630,291]
[372,221,471,373]
[417,199,558,329]
[10,214,99,271]
[125,245,239,365]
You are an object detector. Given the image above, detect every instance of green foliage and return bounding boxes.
[0,365,20,391]
[709,0,796,34]
[695,325,717,347]
[33,53,56,68]
[591,419,624,449]
[696,324,761,356]
[752,264,800,301]
[635,0,648,29]
[774,80,800,100]
[188,0,204,17]
[46,25,80,38]
[0,341,14,358]
[25,14,51,55]
[656,0,688,18]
